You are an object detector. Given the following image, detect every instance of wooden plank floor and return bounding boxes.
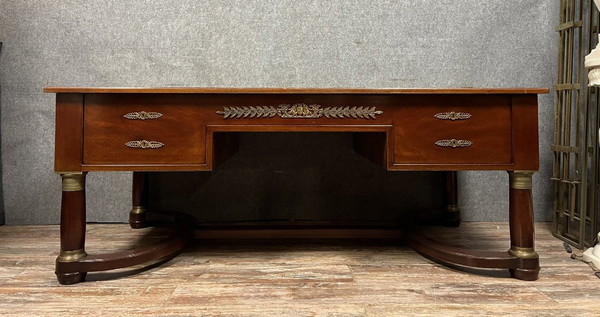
[0,222,598,316]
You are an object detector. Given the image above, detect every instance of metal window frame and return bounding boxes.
[553,0,600,249]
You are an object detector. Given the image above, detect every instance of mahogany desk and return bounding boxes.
[45,87,548,284]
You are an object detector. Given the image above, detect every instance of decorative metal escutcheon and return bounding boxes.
[124,111,163,120]
[125,140,164,149]
[435,139,473,148]
[434,112,472,121]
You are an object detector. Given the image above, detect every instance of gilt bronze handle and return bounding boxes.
[435,139,473,148]
[124,111,163,120]
[125,140,164,149]
[434,112,472,121]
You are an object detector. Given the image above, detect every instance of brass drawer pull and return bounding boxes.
[124,111,163,120]
[125,140,164,149]
[434,112,472,121]
[435,139,472,148]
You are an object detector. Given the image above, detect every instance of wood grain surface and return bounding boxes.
[44,87,550,94]
[0,222,596,316]
[53,91,541,172]
[54,94,83,172]
[392,94,513,165]
[83,94,207,165]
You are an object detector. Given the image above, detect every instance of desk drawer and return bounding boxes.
[83,94,206,165]
[393,95,512,165]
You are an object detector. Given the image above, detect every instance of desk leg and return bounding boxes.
[406,171,540,281]
[55,173,88,285]
[130,172,149,229]
[444,171,461,227]
[507,171,540,280]
[53,172,192,285]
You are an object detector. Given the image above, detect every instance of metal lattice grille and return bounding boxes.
[553,0,600,249]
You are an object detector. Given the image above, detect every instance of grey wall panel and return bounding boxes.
[0,1,558,224]
[0,41,4,225]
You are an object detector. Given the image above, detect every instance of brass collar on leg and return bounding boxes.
[446,204,460,212]
[509,171,535,190]
[60,173,86,192]
[57,249,87,263]
[508,246,539,260]
[130,206,148,215]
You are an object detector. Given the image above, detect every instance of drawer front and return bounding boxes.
[393,95,512,165]
[83,94,206,165]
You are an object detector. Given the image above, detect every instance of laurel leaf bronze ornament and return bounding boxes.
[217,104,383,120]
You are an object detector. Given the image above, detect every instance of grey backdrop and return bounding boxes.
[0,1,557,225]
[0,41,3,225]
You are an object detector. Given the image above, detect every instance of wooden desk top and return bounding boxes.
[44,87,550,95]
